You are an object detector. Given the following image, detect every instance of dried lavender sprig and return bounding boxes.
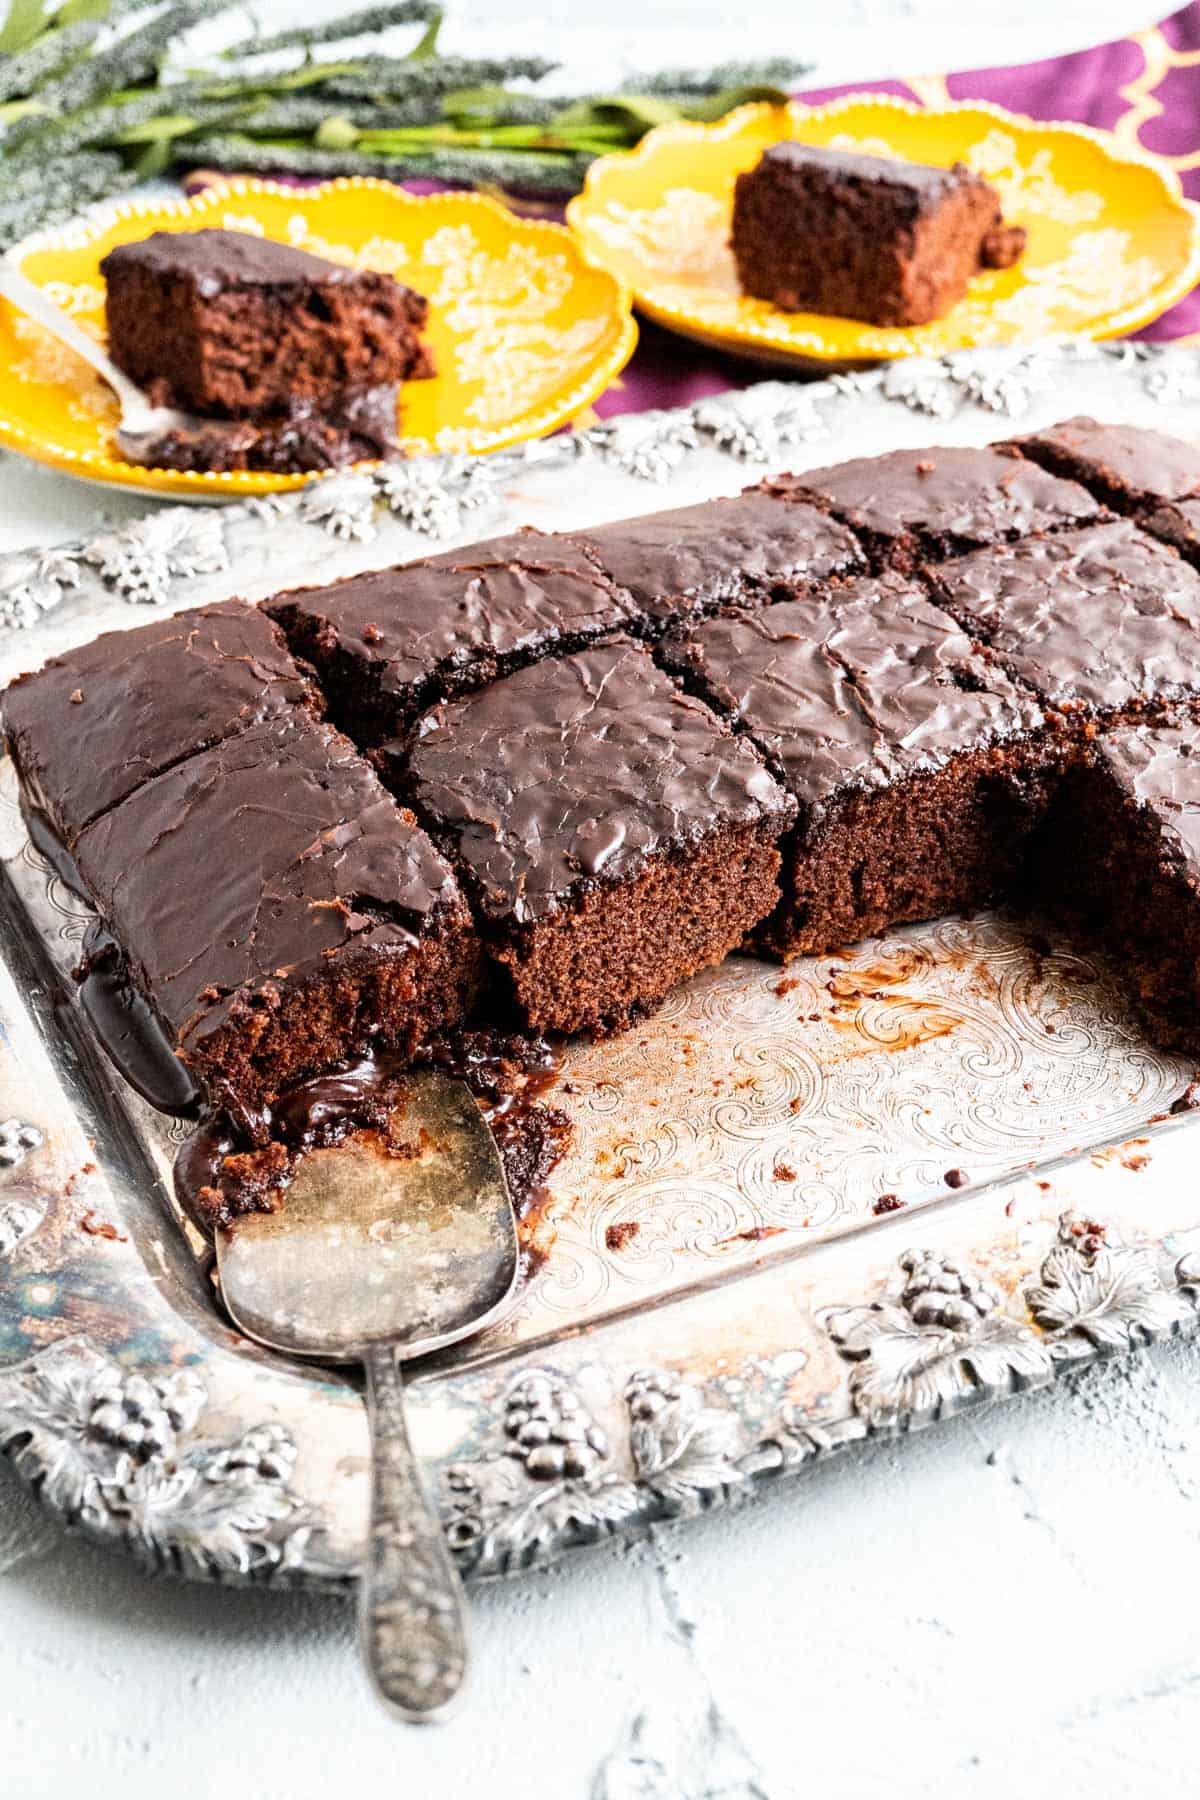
[225,3,441,58]
[32,0,238,118]
[180,133,590,193]
[0,152,138,252]
[243,88,568,132]
[0,20,101,105]
[616,57,808,97]
[223,94,445,133]
[3,81,248,164]
[316,54,557,101]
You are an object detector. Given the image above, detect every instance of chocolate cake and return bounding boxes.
[1034,719,1200,1051]
[101,229,433,418]
[71,712,479,1120]
[404,639,794,1034]
[782,445,1102,574]
[578,490,864,630]
[267,530,636,745]
[1007,416,1200,576]
[657,576,1053,958]
[926,519,1200,728]
[19,415,1200,1171]
[146,383,401,473]
[1007,416,1200,517]
[2,600,316,845]
[730,142,1026,327]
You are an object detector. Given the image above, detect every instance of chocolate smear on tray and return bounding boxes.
[175,1030,571,1255]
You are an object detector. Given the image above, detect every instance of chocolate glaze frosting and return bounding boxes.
[3,600,315,843]
[73,711,467,1057]
[927,519,1200,718]
[407,638,792,924]
[1096,719,1200,876]
[1010,416,1200,510]
[784,445,1101,555]
[581,491,864,626]
[759,142,984,213]
[658,575,1043,837]
[267,529,636,736]
[100,229,359,297]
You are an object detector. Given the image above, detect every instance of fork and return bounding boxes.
[0,259,248,467]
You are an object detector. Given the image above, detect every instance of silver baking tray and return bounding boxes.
[4,337,1200,1591]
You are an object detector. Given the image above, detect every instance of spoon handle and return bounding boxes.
[360,1340,469,1723]
[0,261,148,417]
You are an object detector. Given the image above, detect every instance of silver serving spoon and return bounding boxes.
[214,1068,518,1723]
[0,259,249,466]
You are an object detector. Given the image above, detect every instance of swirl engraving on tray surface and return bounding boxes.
[498,912,1193,1349]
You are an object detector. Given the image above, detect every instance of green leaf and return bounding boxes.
[407,5,441,59]
[58,0,112,21]
[682,82,791,122]
[553,93,684,132]
[113,112,206,143]
[132,135,172,179]
[313,113,359,150]
[0,0,51,54]
[0,95,47,122]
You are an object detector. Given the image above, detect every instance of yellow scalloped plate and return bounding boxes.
[0,177,638,497]
[567,96,1200,366]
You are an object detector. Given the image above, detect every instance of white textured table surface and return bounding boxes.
[2,3,1192,1796]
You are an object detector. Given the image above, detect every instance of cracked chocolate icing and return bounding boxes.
[72,711,467,1058]
[100,228,361,298]
[406,638,792,924]
[927,519,1200,719]
[658,574,1044,835]
[2,599,316,844]
[782,445,1101,563]
[1009,416,1200,512]
[267,529,636,737]
[1097,719,1200,873]
[580,490,864,626]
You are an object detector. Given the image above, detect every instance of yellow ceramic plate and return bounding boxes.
[567,95,1200,366]
[0,176,637,497]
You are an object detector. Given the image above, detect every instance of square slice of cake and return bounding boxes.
[781,444,1101,574]
[926,520,1200,729]
[3,599,317,846]
[267,530,637,745]
[1006,416,1200,516]
[730,143,1026,327]
[578,490,864,631]
[403,639,794,1035]
[658,576,1053,959]
[71,712,479,1118]
[100,229,432,417]
[1033,719,1200,1052]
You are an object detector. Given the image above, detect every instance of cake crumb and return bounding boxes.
[80,1208,126,1242]
[605,1220,640,1252]
[872,1192,905,1215]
